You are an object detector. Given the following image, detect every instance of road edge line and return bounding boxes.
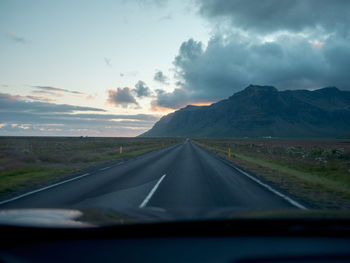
[192,142,308,210]
[231,165,307,210]
[0,173,90,205]
[0,143,183,206]
[99,166,111,171]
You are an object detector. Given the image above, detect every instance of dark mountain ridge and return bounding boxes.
[142,85,350,138]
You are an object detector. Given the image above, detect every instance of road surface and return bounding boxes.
[0,140,304,219]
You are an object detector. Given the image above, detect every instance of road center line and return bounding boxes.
[0,173,90,205]
[99,166,111,171]
[139,174,166,208]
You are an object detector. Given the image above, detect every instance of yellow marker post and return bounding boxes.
[228,148,231,159]
[120,146,123,154]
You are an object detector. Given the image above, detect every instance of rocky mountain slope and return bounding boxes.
[142,85,350,138]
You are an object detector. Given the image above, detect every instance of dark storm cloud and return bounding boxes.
[196,0,350,34]
[149,1,350,110]
[152,31,350,109]
[107,87,139,108]
[153,71,169,85]
[151,88,188,110]
[133,81,152,98]
[174,39,203,69]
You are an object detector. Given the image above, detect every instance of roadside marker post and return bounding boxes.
[120,146,123,154]
[228,148,231,159]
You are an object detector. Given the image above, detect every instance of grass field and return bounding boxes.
[0,136,181,197]
[194,138,350,209]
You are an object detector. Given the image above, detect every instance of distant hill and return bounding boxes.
[141,85,350,138]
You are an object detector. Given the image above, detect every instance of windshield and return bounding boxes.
[1,0,350,226]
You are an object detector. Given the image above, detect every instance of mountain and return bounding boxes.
[141,85,350,138]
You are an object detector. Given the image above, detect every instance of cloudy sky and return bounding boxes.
[1,0,349,136]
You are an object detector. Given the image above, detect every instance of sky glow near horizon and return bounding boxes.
[1,0,350,136]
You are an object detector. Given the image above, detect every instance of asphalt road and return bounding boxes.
[0,140,303,219]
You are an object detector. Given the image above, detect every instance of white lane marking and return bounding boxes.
[115,161,124,166]
[232,165,307,210]
[99,166,111,171]
[193,142,308,210]
[139,174,166,208]
[0,173,90,205]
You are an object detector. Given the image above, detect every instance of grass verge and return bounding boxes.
[0,167,74,195]
[0,137,181,198]
[194,139,350,209]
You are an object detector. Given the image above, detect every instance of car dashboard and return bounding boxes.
[1,219,350,263]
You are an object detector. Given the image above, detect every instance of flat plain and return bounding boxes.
[0,136,181,197]
[2,136,350,210]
